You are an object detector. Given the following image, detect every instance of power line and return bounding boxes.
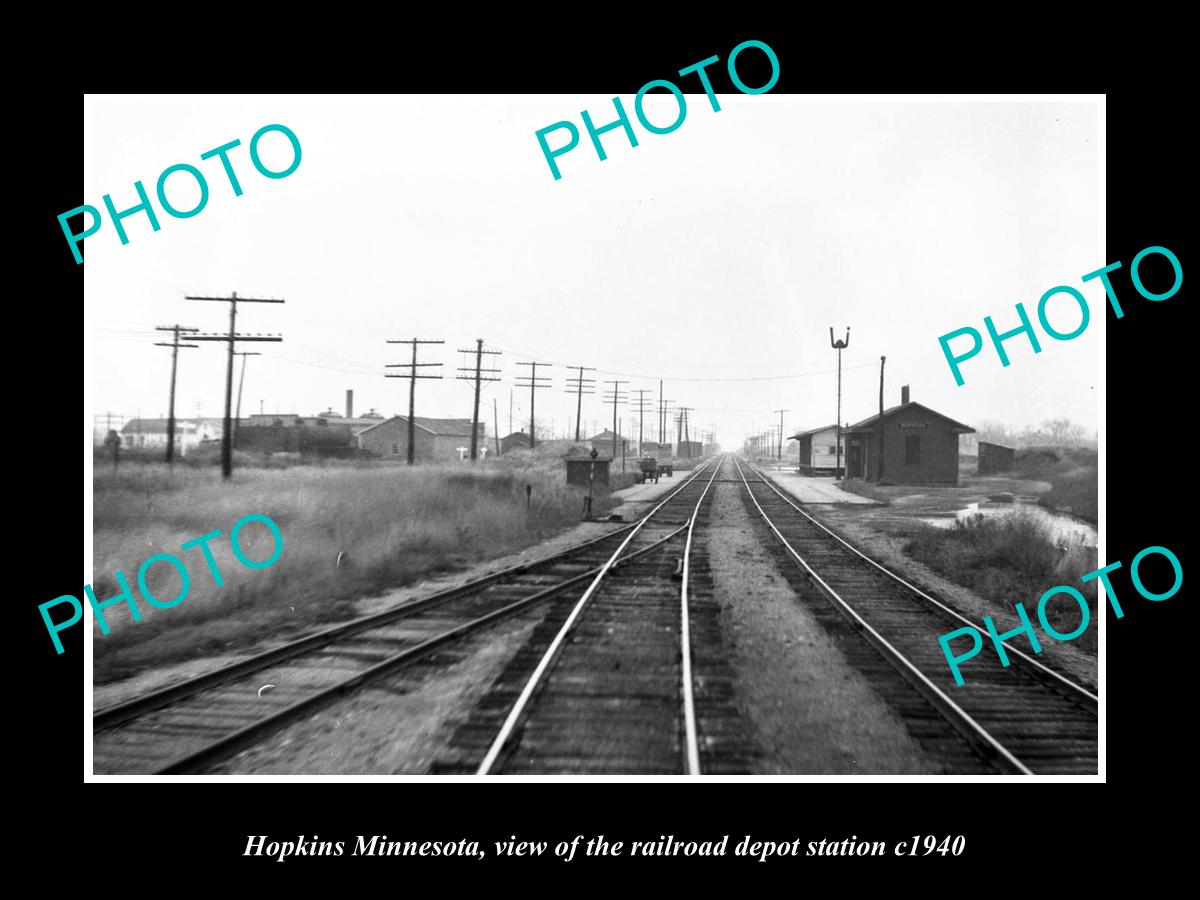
[565,365,597,442]
[493,342,877,382]
[387,338,445,466]
[457,339,501,461]
[153,324,199,465]
[632,388,653,456]
[514,361,552,448]
[186,292,285,479]
[234,351,262,445]
[603,380,629,461]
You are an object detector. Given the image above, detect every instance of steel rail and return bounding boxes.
[744,459,1098,707]
[154,521,695,775]
[95,513,649,731]
[475,457,720,775]
[733,457,1034,775]
[679,457,723,775]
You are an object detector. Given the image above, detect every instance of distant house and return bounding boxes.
[120,418,221,455]
[676,440,703,459]
[588,429,628,446]
[356,416,479,462]
[843,386,974,485]
[790,424,841,476]
[501,430,532,454]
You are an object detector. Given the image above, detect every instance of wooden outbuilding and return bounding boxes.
[564,451,612,488]
[978,441,1016,475]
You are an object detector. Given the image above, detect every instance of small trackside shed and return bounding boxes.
[843,390,974,485]
[789,423,840,476]
[978,441,1016,474]
[564,452,612,488]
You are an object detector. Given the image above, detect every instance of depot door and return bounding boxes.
[846,439,863,478]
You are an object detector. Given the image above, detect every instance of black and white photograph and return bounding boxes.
[76,90,1111,780]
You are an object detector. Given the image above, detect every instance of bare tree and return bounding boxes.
[975,419,1014,446]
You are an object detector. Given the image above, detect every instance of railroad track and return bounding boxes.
[734,457,1098,775]
[434,454,756,775]
[92,463,717,775]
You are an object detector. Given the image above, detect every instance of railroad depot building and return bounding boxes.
[842,387,974,485]
[789,424,840,475]
[355,416,478,461]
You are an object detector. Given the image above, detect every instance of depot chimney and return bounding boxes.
[901,385,910,405]
[346,389,354,419]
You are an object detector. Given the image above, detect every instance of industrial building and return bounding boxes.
[356,416,479,461]
[789,424,841,475]
[842,386,974,485]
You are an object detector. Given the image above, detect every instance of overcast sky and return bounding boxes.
[84,95,1100,445]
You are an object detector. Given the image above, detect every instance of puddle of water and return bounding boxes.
[922,500,1096,546]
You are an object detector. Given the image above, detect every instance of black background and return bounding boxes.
[21,21,1188,885]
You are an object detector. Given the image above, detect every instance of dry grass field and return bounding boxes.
[92,455,625,682]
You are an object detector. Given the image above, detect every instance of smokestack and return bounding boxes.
[901,385,910,405]
[346,389,354,419]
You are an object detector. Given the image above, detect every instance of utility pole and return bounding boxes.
[153,324,199,465]
[565,365,596,441]
[774,408,789,462]
[619,418,626,471]
[515,362,552,448]
[659,397,675,449]
[677,406,694,458]
[830,326,851,479]
[878,355,886,482]
[658,380,664,445]
[603,380,628,462]
[233,351,262,447]
[386,338,445,465]
[493,398,501,456]
[632,389,652,456]
[456,339,501,461]
[186,292,285,479]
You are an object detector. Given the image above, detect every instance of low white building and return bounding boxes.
[120,418,222,455]
[789,424,842,475]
